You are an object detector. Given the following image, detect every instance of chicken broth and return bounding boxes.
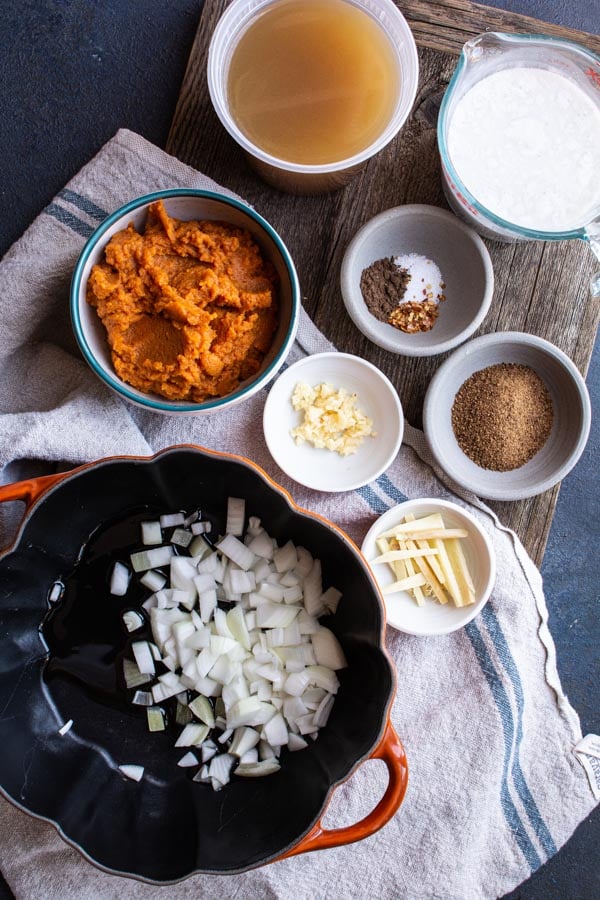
[227,0,401,165]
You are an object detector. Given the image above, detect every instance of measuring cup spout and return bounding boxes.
[584,219,600,297]
[463,32,510,62]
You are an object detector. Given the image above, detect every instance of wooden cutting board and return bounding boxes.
[167,0,600,566]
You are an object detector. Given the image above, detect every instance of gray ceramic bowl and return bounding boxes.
[71,189,300,415]
[340,204,493,356]
[423,332,591,500]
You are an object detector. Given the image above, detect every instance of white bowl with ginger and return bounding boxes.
[263,352,403,492]
[361,497,496,635]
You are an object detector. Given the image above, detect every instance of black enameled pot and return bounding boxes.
[0,445,407,882]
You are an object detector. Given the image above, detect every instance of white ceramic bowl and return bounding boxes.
[70,189,300,414]
[423,332,592,500]
[340,204,494,356]
[361,497,496,636]
[263,352,403,492]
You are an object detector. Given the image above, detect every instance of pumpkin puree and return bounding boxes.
[86,200,279,402]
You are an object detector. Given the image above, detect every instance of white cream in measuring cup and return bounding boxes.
[447,67,600,232]
[438,33,600,244]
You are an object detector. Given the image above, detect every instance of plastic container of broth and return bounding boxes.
[207,0,419,194]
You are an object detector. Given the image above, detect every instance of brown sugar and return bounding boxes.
[451,363,554,471]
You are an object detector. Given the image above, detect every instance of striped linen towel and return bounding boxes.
[0,129,596,900]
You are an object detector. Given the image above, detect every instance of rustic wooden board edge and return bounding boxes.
[401,0,600,54]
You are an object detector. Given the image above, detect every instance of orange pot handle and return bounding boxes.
[278,719,408,861]
[0,472,67,511]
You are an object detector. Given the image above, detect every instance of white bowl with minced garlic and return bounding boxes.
[361,497,496,635]
[263,352,403,492]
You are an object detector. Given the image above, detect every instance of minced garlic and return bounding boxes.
[290,381,375,456]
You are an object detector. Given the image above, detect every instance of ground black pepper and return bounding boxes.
[451,363,554,471]
[360,257,410,322]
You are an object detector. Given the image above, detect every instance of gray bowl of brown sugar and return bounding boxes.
[422,332,591,501]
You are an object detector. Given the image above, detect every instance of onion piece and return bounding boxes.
[147,707,166,732]
[58,719,73,736]
[140,569,167,592]
[119,764,144,782]
[273,541,297,573]
[189,695,215,727]
[262,713,288,747]
[217,534,255,571]
[122,609,144,633]
[177,751,198,768]
[171,528,193,548]
[132,690,154,707]
[110,561,130,596]
[131,641,155,675]
[122,658,152,689]
[141,521,162,545]
[48,581,64,603]
[175,723,210,747]
[235,759,281,778]
[287,733,308,752]
[160,512,185,528]
[311,629,348,670]
[191,520,211,535]
[130,546,173,572]
[226,497,245,536]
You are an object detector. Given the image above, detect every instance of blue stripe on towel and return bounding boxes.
[466,620,542,870]
[44,202,94,238]
[355,485,389,515]
[375,473,408,506]
[481,604,557,857]
[59,189,108,221]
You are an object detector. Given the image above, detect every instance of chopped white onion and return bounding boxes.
[122,609,145,633]
[311,629,348,670]
[110,561,130,597]
[171,528,193,548]
[131,641,155,675]
[225,497,245,537]
[235,759,281,778]
[217,534,255,571]
[130,546,174,572]
[160,512,185,528]
[141,521,162,545]
[132,690,154,706]
[140,569,167,592]
[119,764,144,782]
[49,581,64,603]
[177,751,198,768]
[116,497,346,792]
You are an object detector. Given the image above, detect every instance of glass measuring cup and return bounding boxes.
[437,32,600,284]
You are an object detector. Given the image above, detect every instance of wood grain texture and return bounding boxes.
[166,0,600,566]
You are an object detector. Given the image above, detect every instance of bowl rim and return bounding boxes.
[423,331,592,500]
[0,443,402,881]
[262,351,404,491]
[70,188,300,413]
[361,496,497,635]
[340,203,494,357]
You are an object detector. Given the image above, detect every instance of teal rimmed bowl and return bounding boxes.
[70,189,300,414]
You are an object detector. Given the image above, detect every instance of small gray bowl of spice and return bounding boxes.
[423,332,591,500]
[340,204,493,356]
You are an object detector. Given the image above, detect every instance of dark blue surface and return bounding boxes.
[0,1,598,897]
